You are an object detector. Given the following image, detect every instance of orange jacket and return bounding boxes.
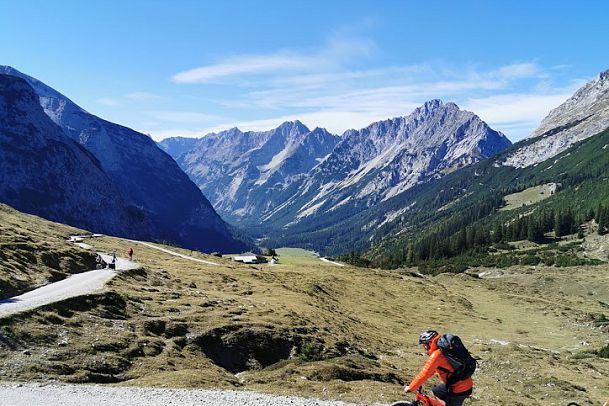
[408,335,473,394]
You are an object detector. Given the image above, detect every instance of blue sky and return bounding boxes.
[1,0,607,141]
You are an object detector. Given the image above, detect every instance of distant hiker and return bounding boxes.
[128,247,133,261]
[404,330,474,406]
[110,252,116,269]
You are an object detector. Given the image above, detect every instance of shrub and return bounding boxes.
[299,341,324,361]
[593,313,609,327]
[597,343,609,358]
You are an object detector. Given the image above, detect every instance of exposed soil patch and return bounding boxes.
[190,325,298,373]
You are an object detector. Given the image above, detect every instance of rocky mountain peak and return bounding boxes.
[226,126,242,134]
[408,100,462,124]
[276,120,310,134]
[310,127,332,136]
[422,99,443,110]
[503,68,609,168]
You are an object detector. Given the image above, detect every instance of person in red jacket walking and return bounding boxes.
[128,247,134,261]
[404,330,473,406]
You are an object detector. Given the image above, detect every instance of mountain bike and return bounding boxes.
[391,387,444,406]
[391,390,586,406]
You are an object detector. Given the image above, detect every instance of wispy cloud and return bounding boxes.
[222,62,549,115]
[172,54,316,84]
[167,34,576,142]
[148,111,226,124]
[171,35,376,84]
[125,91,161,101]
[96,97,122,107]
[463,93,572,141]
[97,92,162,107]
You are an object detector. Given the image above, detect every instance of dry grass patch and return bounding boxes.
[0,204,96,299]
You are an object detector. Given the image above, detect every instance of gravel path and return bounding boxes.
[0,254,138,318]
[129,240,219,266]
[0,383,385,406]
[320,258,345,267]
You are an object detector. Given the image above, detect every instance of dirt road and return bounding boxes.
[0,254,137,318]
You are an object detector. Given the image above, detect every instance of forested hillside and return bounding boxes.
[359,127,609,269]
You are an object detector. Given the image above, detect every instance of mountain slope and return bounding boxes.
[161,121,339,222]
[502,69,609,167]
[157,136,198,160]
[0,202,607,405]
[0,74,147,238]
[359,69,609,267]
[0,202,99,300]
[163,101,510,255]
[252,101,510,251]
[265,101,510,227]
[0,66,247,253]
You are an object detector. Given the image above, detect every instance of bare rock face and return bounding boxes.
[0,74,144,237]
[0,66,247,253]
[160,121,340,222]
[264,100,510,228]
[164,100,510,232]
[503,69,609,168]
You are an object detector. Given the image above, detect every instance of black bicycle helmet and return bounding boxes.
[418,329,439,345]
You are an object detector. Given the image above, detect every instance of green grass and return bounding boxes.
[500,183,556,211]
[222,247,326,267]
[276,247,320,258]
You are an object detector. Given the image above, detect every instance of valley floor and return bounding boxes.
[0,217,607,405]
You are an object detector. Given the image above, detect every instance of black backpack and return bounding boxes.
[436,334,477,387]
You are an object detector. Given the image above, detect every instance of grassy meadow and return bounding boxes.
[0,204,608,405]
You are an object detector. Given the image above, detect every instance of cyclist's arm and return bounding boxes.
[408,350,442,391]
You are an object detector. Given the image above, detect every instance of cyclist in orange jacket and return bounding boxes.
[404,330,473,406]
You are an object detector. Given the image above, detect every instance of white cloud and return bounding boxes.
[494,62,543,80]
[148,87,572,143]
[148,111,226,124]
[171,36,376,84]
[96,97,121,107]
[165,35,581,143]
[463,93,568,126]
[125,91,161,101]
[172,54,315,84]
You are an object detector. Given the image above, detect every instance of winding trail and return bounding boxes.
[320,257,345,267]
[0,254,138,319]
[128,240,219,266]
[0,235,220,319]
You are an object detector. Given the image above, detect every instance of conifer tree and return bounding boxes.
[599,206,608,235]
[492,222,503,243]
[527,219,544,243]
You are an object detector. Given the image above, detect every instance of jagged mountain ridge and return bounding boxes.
[160,121,340,221]
[502,69,609,168]
[157,136,198,161]
[0,66,247,252]
[162,100,511,256]
[0,74,146,237]
[257,100,511,229]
